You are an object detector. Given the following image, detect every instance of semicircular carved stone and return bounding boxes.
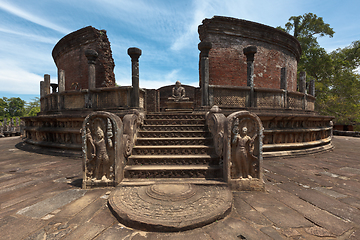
[224,111,264,191]
[82,111,124,189]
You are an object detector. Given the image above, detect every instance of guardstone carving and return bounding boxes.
[224,111,264,191]
[82,111,124,188]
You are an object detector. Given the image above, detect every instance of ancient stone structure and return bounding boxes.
[52,26,115,90]
[21,16,335,231]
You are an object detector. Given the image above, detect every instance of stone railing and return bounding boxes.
[0,117,23,137]
[209,85,315,111]
[40,87,145,113]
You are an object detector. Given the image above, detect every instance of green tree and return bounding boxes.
[25,97,41,117]
[279,13,360,128]
[7,97,25,117]
[0,98,8,120]
[278,13,335,80]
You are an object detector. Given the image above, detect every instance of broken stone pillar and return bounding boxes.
[58,69,65,92]
[3,118,7,132]
[299,71,306,93]
[299,71,307,110]
[198,41,212,107]
[243,46,257,107]
[85,49,99,90]
[128,47,142,108]
[44,74,50,96]
[309,79,315,96]
[280,67,288,108]
[40,81,45,98]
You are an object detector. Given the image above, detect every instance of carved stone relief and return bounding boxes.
[230,117,259,179]
[224,111,264,191]
[82,111,124,188]
[205,105,226,160]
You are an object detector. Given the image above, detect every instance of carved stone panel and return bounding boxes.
[224,111,264,191]
[82,111,124,189]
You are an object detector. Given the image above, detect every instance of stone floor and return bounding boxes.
[0,136,359,240]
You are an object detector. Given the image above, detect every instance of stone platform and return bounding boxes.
[108,183,232,231]
[1,136,360,239]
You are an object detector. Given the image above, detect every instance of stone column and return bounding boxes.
[309,79,315,96]
[280,67,288,108]
[128,47,142,108]
[243,46,257,107]
[44,74,50,96]
[58,69,65,92]
[198,41,212,106]
[299,71,306,93]
[40,81,45,98]
[299,71,307,109]
[85,49,99,90]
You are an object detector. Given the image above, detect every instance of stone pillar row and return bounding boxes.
[40,47,143,110]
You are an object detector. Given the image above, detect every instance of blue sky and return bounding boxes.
[1,0,360,103]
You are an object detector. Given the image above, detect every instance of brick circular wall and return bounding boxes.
[52,26,115,90]
[198,16,301,92]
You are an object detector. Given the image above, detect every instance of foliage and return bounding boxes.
[279,13,360,125]
[25,97,40,117]
[0,97,40,121]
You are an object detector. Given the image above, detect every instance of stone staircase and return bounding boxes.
[123,112,223,182]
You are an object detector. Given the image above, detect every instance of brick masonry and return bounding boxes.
[198,16,301,92]
[52,26,115,90]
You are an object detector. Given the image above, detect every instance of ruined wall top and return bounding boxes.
[198,16,302,92]
[52,26,115,90]
[198,16,301,60]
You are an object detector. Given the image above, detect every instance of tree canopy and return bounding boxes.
[279,13,360,128]
[0,97,40,121]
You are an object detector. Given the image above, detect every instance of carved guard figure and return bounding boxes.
[82,111,124,189]
[232,124,257,178]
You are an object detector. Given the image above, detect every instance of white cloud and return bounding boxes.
[0,27,58,44]
[0,60,42,94]
[0,0,70,34]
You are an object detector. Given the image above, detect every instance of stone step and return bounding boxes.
[124,164,223,179]
[127,154,220,166]
[138,130,210,138]
[143,119,206,125]
[146,114,205,120]
[141,124,207,132]
[135,137,212,146]
[131,145,214,156]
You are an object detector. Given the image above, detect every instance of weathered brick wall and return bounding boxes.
[52,26,115,90]
[198,16,301,92]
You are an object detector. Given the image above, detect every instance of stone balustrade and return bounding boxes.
[40,87,146,113]
[209,85,316,111]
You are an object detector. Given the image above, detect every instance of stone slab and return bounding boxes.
[232,192,272,226]
[223,216,273,240]
[17,189,86,218]
[238,191,313,228]
[94,225,134,240]
[266,184,351,236]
